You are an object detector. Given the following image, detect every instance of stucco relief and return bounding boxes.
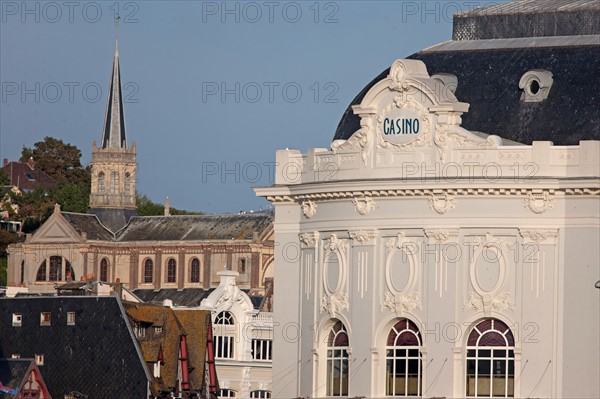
[433,124,499,161]
[352,197,375,215]
[299,232,319,248]
[348,230,377,244]
[321,292,349,318]
[469,233,510,297]
[380,291,422,315]
[332,117,373,166]
[519,228,558,245]
[302,200,317,219]
[523,191,555,214]
[463,292,515,313]
[428,193,456,214]
[376,97,432,151]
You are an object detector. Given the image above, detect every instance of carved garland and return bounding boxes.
[376,96,432,151]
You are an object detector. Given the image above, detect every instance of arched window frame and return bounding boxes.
[36,256,74,282]
[385,319,423,397]
[166,258,177,283]
[110,171,119,194]
[326,320,349,397]
[250,390,271,398]
[217,389,236,398]
[100,258,109,282]
[466,319,515,398]
[124,172,131,195]
[190,258,201,283]
[143,259,154,284]
[36,260,47,281]
[214,311,235,359]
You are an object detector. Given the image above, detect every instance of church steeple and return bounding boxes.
[101,39,127,149]
[89,38,138,233]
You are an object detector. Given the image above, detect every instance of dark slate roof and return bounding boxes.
[0,296,151,399]
[61,212,114,240]
[117,213,273,242]
[88,208,137,234]
[0,359,33,397]
[333,40,600,145]
[132,288,214,308]
[453,0,600,40]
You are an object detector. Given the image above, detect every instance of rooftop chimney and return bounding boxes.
[3,158,8,167]
[164,196,170,216]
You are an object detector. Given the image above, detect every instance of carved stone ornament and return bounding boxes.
[348,230,377,244]
[352,197,375,215]
[384,232,419,254]
[302,200,317,219]
[523,191,555,214]
[380,291,422,315]
[518,228,558,244]
[321,292,349,317]
[475,233,509,249]
[332,117,373,166]
[299,232,318,248]
[324,234,346,252]
[388,60,409,92]
[424,228,460,244]
[428,193,456,214]
[463,292,515,313]
[434,124,499,162]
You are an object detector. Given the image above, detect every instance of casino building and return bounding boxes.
[256,1,600,398]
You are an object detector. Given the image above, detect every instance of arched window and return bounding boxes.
[36,260,47,281]
[144,259,154,283]
[190,258,201,283]
[327,320,349,397]
[466,319,515,397]
[166,259,177,283]
[124,172,131,195]
[100,258,109,282]
[98,172,105,193]
[250,390,271,398]
[214,311,235,359]
[386,319,423,397]
[217,389,236,398]
[36,256,73,282]
[110,171,119,194]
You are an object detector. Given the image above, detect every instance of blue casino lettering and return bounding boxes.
[382,117,420,135]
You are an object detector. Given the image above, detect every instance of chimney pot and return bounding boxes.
[3,158,8,167]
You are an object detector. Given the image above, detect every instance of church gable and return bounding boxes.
[29,206,83,244]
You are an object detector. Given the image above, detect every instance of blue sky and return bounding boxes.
[0,0,507,213]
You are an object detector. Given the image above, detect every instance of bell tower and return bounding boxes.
[89,39,137,232]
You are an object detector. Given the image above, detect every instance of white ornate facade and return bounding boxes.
[256,59,599,398]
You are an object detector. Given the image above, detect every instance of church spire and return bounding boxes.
[101,38,127,149]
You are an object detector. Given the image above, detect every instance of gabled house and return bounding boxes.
[123,302,214,398]
[0,358,51,399]
[1,158,57,193]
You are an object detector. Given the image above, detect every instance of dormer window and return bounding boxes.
[519,70,553,102]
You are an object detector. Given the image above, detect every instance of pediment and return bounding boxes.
[30,212,83,244]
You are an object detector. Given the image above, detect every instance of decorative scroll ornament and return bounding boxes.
[523,191,555,214]
[424,228,459,243]
[324,234,346,252]
[388,61,409,92]
[299,232,318,248]
[434,124,499,162]
[475,233,509,249]
[518,228,558,244]
[321,292,349,317]
[348,230,377,244]
[301,200,317,219]
[463,292,515,312]
[384,232,419,254]
[332,117,373,166]
[380,291,422,315]
[352,197,375,215]
[428,193,456,214]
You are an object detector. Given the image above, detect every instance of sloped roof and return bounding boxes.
[123,303,210,393]
[0,296,150,399]
[1,161,57,192]
[61,212,114,241]
[117,213,273,241]
[133,288,214,308]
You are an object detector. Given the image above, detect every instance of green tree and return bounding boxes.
[52,183,89,213]
[20,136,89,187]
[136,193,204,216]
[0,169,10,186]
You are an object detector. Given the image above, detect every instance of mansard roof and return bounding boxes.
[116,213,274,242]
[333,2,600,145]
[132,288,215,308]
[0,296,151,399]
